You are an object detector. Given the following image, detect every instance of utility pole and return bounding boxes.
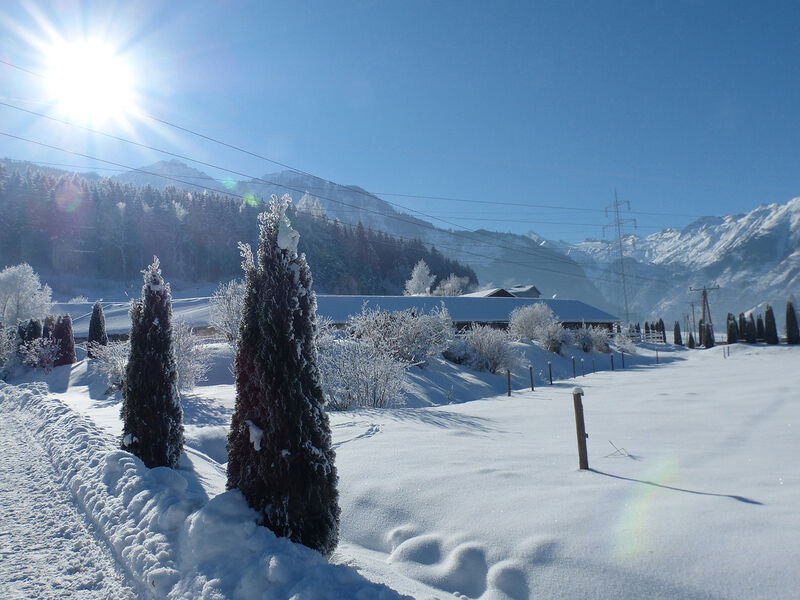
[689,285,720,346]
[689,301,697,342]
[604,190,637,324]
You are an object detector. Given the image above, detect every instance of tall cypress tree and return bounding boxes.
[687,332,696,349]
[738,313,746,337]
[786,300,799,345]
[726,313,738,344]
[673,321,682,346]
[227,195,339,555]
[764,304,779,344]
[756,315,765,341]
[121,257,183,468]
[87,300,109,358]
[53,315,76,366]
[746,314,757,343]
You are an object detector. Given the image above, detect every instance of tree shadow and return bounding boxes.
[181,393,233,426]
[589,468,763,505]
[389,408,496,433]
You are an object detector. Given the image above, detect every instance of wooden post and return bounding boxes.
[581,358,585,376]
[611,355,615,371]
[621,351,625,368]
[572,387,589,470]
[506,369,511,397]
[656,350,659,364]
[529,365,534,391]
[572,356,576,378]
[592,359,596,374]
[548,361,553,384]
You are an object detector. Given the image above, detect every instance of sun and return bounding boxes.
[44,40,136,124]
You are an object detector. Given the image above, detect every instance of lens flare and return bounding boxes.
[244,193,258,207]
[55,181,85,212]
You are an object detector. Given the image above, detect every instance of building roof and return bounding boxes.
[508,284,541,298]
[459,287,515,298]
[315,295,619,325]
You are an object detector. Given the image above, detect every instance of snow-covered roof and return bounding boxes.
[315,295,619,325]
[460,288,515,298]
[508,284,541,298]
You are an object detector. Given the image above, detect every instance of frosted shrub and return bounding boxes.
[0,263,52,324]
[509,303,565,353]
[349,304,454,366]
[19,337,60,373]
[404,259,436,296]
[209,278,246,345]
[173,319,211,390]
[459,324,520,374]
[89,340,130,393]
[319,338,408,410]
[588,326,611,352]
[68,295,89,303]
[432,274,469,296]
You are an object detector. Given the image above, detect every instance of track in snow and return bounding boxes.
[0,411,136,599]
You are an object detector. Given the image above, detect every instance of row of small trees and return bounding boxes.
[725,301,799,345]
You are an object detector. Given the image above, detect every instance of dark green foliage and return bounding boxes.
[0,166,477,295]
[738,313,746,336]
[687,332,696,349]
[25,319,42,341]
[673,321,682,345]
[87,300,108,358]
[786,301,799,345]
[42,315,55,338]
[756,315,765,341]
[764,304,779,344]
[726,313,738,344]
[699,318,715,348]
[227,196,339,556]
[745,314,757,343]
[121,257,183,469]
[52,315,76,366]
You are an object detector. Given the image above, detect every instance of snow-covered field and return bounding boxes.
[2,341,798,599]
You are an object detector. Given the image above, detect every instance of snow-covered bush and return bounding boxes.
[0,326,14,371]
[0,263,52,324]
[89,339,130,393]
[209,278,246,345]
[173,319,210,390]
[68,295,89,303]
[508,303,565,353]
[453,324,520,374]
[319,338,408,410]
[432,274,469,296]
[349,304,453,366]
[404,259,436,296]
[19,336,61,373]
[52,314,76,366]
[568,325,611,353]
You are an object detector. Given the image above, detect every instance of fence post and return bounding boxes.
[548,361,553,384]
[621,351,625,368]
[572,356,576,378]
[592,358,596,374]
[656,350,659,364]
[572,387,589,470]
[581,358,585,377]
[529,365,534,391]
[611,355,615,371]
[506,369,511,397]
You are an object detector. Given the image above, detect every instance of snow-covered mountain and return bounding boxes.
[111,159,228,194]
[112,163,613,311]
[559,199,800,325]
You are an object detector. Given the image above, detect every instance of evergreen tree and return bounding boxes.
[657,318,665,342]
[764,304,779,344]
[25,318,42,341]
[745,314,757,343]
[121,257,183,468]
[53,314,76,366]
[756,315,765,341]
[687,332,696,349]
[673,321,682,345]
[227,195,339,555]
[726,313,738,344]
[42,314,55,339]
[738,313,746,337]
[87,300,108,358]
[786,300,799,345]
[701,319,715,348]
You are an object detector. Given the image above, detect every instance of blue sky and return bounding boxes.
[1,0,799,242]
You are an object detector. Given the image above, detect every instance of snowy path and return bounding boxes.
[0,411,136,600]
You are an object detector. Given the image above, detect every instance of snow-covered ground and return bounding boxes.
[2,341,798,598]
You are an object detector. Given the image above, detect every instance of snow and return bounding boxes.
[2,341,799,598]
[277,215,300,254]
[244,419,263,451]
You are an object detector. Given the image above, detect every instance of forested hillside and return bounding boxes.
[0,163,477,294]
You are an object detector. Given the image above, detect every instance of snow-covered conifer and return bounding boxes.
[745,314,757,343]
[53,315,76,366]
[42,315,55,339]
[756,315,765,341]
[701,319,715,348]
[404,259,436,296]
[87,300,108,358]
[432,274,469,296]
[726,313,738,345]
[120,257,183,469]
[764,305,779,344]
[786,300,799,345]
[227,194,339,555]
[687,332,696,349]
[673,321,682,346]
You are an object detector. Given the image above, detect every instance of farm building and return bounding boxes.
[315,295,619,330]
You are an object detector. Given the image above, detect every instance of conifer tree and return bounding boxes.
[687,332,696,349]
[673,321,682,345]
[738,313,746,337]
[42,315,55,339]
[745,314,757,343]
[657,318,665,342]
[726,313,738,344]
[25,318,42,341]
[756,315,765,341]
[121,257,183,468]
[764,304,779,344]
[701,319,715,348]
[786,300,799,345]
[53,314,76,366]
[87,300,108,358]
[227,195,339,555]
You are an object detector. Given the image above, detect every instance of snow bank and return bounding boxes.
[0,381,407,600]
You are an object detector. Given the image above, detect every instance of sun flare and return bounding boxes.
[44,40,136,124]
